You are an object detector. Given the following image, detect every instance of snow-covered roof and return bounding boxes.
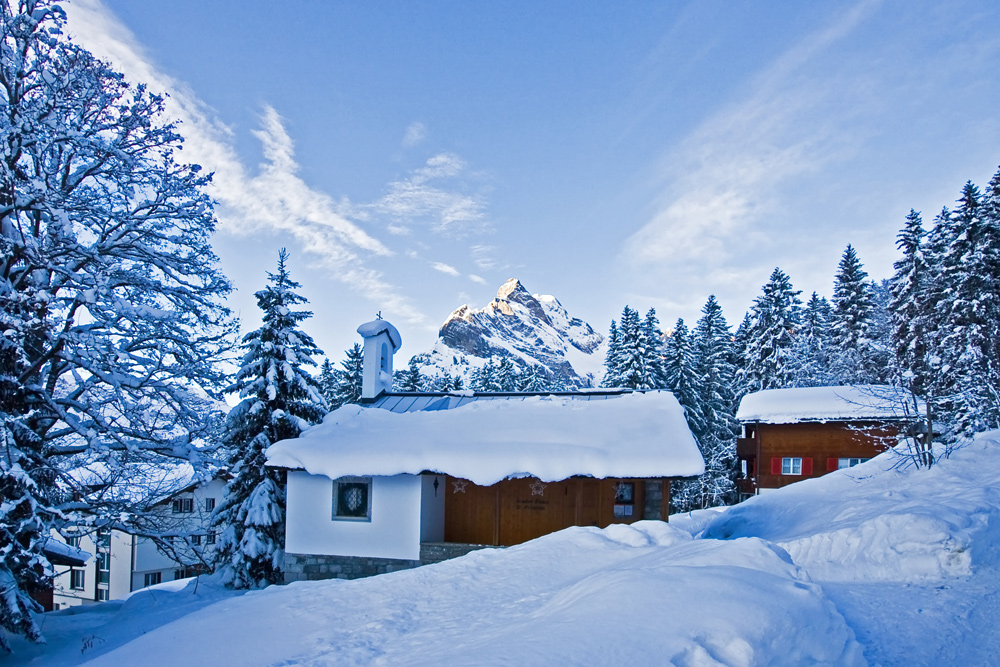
[356,319,401,350]
[42,539,91,566]
[267,390,703,485]
[737,385,918,424]
[367,388,630,413]
[69,461,222,507]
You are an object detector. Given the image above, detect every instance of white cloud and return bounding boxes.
[63,0,428,325]
[370,153,488,236]
[622,1,879,269]
[470,245,498,271]
[402,121,428,148]
[432,262,460,277]
[468,274,487,285]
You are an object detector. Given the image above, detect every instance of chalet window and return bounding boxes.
[144,572,161,587]
[97,588,109,601]
[333,477,372,521]
[781,457,802,475]
[70,569,85,590]
[838,457,869,469]
[191,534,201,546]
[172,498,194,513]
[207,531,216,545]
[205,498,216,512]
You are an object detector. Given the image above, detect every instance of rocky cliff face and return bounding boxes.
[416,278,606,388]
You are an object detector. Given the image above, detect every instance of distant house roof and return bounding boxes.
[737,385,918,424]
[42,539,91,567]
[267,390,703,486]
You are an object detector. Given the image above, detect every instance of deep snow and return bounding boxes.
[9,432,1000,666]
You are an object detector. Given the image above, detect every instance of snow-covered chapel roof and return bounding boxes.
[266,390,703,486]
[736,385,918,424]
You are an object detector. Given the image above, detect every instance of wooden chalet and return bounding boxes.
[735,385,914,497]
[267,319,703,581]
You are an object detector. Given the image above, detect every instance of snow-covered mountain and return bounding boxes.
[414,278,606,388]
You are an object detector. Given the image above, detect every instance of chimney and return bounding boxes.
[356,318,402,400]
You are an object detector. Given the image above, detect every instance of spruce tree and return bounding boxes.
[672,297,738,512]
[518,364,550,391]
[400,357,425,392]
[496,357,519,391]
[744,268,802,391]
[641,308,667,387]
[332,344,364,409]
[214,250,326,589]
[601,319,622,388]
[788,292,835,387]
[830,245,876,384]
[662,319,703,434]
[889,210,930,392]
[317,359,339,406]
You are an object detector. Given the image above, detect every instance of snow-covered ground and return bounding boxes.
[10,432,1000,665]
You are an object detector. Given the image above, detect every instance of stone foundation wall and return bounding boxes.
[284,553,422,583]
[642,479,663,520]
[284,542,496,584]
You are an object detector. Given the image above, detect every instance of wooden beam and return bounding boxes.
[661,477,671,522]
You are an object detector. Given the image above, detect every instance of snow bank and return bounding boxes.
[267,390,704,484]
[736,385,917,423]
[703,432,1000,582]
[75,523,862,667]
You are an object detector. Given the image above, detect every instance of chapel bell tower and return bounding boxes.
[356,318,402,400]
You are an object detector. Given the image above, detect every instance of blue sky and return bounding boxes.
[64,0,1000,362]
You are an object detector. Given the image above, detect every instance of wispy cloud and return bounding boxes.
[402,121,428,148]
[369,153,489,236]
[431,262,460,277]
[622,1,879,270]
[470,244,498,271]
[63,0,429,324]
[468,274,487,285]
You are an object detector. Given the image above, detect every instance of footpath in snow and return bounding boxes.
[9,432,1000,666]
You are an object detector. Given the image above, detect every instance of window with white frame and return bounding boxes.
[204,497,216,512]
[97,551,111,584]
[206,531,216,545]
[97,588,109,601]
[838,457,869,469]
[781,457,803,475]
[332,477,372,521]
[144,572,161,587]
[70,569,85,590]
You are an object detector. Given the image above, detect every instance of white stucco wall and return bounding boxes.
[420,473,445,542]
[286,471,422,561]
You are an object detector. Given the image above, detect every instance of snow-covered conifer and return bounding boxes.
[496,357,519,391]
[214,250,326,589]
[601,319,622,388]
[672,297,738,511]
[787,292,835,387]
[318,359,339,405]
[662,319,703,434]
[830,245,876,383]
[400,357,426,392]
[743,268,802,391]
[332,344,364,409]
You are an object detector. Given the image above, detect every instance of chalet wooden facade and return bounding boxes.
[267,319,702,581]
[736,386,913,497]
[442,474,670,547]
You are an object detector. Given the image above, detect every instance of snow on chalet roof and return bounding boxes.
[266,390,703,486]
[737,385,918,424]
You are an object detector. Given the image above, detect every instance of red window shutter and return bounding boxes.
[771,458,782,475]
[827,457,839,472]
[802,458,814,475]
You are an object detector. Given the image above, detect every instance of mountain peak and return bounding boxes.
[496,278,528,300]
[420,279,606,389]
